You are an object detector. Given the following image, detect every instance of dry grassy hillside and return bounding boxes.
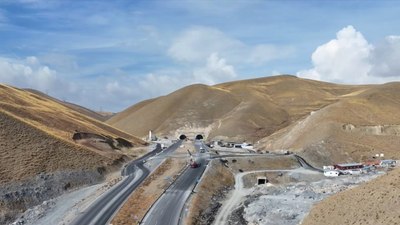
[107,75,363,141]
[25,89,111,122]
[302,168,400,225]
[258,82,400,165]
[0,84,147,223]
[107,84,242,139]
[0,84,145,184]
[0,110,107,184]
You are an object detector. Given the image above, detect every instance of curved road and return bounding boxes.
[71,141,182,225]
[294,154,323,172]
[142,141,209,225]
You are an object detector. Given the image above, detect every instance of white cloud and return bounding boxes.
[369,35,400,77]
[0,56,57,91]
[104,53,237,105]
[193,52,237,84]
[0,56,80,102]
[298,25,400,84]
[168,26,293,65]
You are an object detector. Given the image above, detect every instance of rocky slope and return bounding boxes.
[0,84,145,224]
[258,82,400,165]
[302,168,400,225]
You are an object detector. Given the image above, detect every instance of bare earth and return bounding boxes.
[111,158,187,225]
[302,168,400,225]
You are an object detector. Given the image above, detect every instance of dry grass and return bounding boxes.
[24,88,111,122]
[0,84,145,147]
[111,158,187,225]
[258,82,400,166]
[0,84,145,185]
[302,168,400,225]
[0,110,108,184]
[227,155,299,172]
[107,75,366,141]
[185,160,235,225]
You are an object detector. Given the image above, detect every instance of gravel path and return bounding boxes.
[213,168,380,225]
[214,169,296,225]
[30,183,103,225]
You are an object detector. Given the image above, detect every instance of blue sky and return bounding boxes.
[1,0,400,112]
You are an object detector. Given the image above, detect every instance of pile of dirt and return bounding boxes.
[302,168,400,225]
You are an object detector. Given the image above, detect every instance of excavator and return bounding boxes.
[187,149,201,168]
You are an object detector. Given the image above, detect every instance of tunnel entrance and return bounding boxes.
[195,134,204,140]
[179,134,187,140]
[257,176,268,185]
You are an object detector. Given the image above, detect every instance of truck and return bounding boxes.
[187,149,201,168]
[190,159,201,168]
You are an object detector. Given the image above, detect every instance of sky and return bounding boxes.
[1,0,400,112]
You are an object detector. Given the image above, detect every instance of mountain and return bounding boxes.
[107,75,400,165]
[25,88,112,122]
[0,84,145,185]
[0,84,147,223]
[258,81,400,165]
[107,75,361,141]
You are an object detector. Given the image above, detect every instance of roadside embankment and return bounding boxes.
[111,158,187,225]
[1,169,105,224]
[185,159,235,225]
[227,155,299,172]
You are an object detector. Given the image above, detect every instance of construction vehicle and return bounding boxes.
[187,149,201,168]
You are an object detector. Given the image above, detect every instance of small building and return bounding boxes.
[334,163,363,170]
[364,160,381,166]
[323,165,334,170]
[324,170,340,177]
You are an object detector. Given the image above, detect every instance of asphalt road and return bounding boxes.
[71,140,182,225]
[294,154,323,172]
[142,141,209,225]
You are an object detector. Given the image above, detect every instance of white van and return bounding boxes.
[324,170,340,177]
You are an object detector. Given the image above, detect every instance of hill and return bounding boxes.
[106,75,400,225]
[0,84,145,223]
[302,167,400,225]
[25,88,112,122]
[258,82,400,165]
[0,84,145,184]
[107,75,364,142]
